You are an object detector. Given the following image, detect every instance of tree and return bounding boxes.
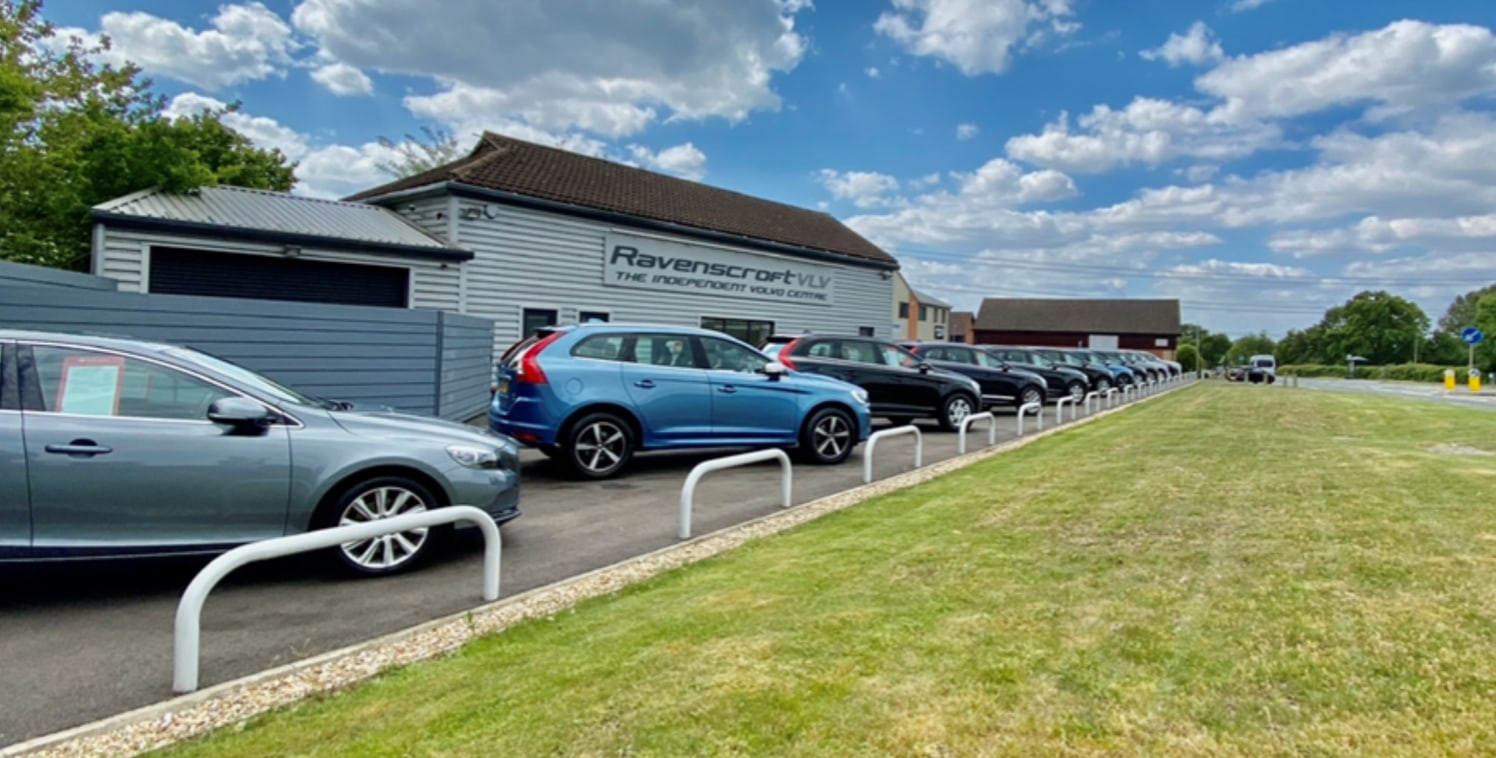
[376,126,466,178]
[1176,343,1200,373]
[0,0,296,270]
[1438,283,1496,334]
[1475,292,1496,373]
[1226,331,1276,366]
[1200,333,1232,368]
[1274,326,1327,365]
[1318,290,1429,365]
[1423,330,1467,366]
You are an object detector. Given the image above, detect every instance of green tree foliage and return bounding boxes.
[1200,333,1232,368]
[1318,290,1430,365]
[1423,330,1467,366]
[1274,326,1328,365]
[1226,331,1276,366]
[1438,283,1496,334]
[1475,292,1496,373]
[0,0,296,270]
[1175,343,1200,373]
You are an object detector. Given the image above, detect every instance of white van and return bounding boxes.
[1248,354,1277,384]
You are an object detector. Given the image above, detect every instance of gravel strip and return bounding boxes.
[7,382,1195,758]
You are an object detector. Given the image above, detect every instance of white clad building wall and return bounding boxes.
[434,196,897,357]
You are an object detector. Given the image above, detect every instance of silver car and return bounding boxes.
[0,330,521,576]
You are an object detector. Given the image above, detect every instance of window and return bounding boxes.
[837,340,882,365]
[918,305,929,321]
[579,311,610,324]
[938,310,946,324]
[700,317,774,348]
[806,340,836,358]
[937,347,975,365]
[975,351,1008,370]
[630,334,698,368]
[522,308,558,337]
[32,346,224,420]
[898,302,909,318]
[881,344,920,369]
[699,338,766,373]
[858,326,876,337]
[572,334,626,361]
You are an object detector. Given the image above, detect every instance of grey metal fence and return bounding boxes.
[0,260,117,291]
[0,266,493,421]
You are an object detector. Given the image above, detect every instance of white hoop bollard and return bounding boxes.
[1083,391,1100,415]
[863,425,923,483]
[175,505,501,694]
[679,448,792,539]
[958,411,997,454]
[1055,395,1079,424]
[1016,401,1043,436]
[1104,388,1119,408]
[1123,385,1136,402]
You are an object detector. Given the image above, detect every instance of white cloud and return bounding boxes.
[310,62,373,96]
[866,66,881,78]
[956,122,980,140]
[1200,20,1496,123]
[163,93,308,159]
[1005,99,1280,173]
[1140,21,1224,67]
[54,3,295,90]
[816,170,902,208]
[628,143,709,180]
[910,172,943,189]
[873,0,1078,76]
[1229,0,1275,12]
[1269,213,1496,258]
[293,0,808,138]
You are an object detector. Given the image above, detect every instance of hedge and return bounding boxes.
[1277,363,1468,383]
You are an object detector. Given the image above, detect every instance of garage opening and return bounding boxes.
[149,247,410,308]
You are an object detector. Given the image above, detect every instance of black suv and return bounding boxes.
[762,334,983,430]
[1030,347,1116,393]
[898,341,1050,409]
[981,345,1093,400]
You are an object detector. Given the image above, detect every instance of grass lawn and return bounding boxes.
[157,384,1496,756]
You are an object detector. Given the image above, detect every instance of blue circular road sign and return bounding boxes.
[1463,327,1484,346]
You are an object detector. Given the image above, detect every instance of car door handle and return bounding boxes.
[45,440,113,456]
[718,385,737,394]
[633,379,656,389]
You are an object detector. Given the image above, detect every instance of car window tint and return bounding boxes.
[700,338,765,373]
[975,351,1004,369]
[806,340,836,358]
[922,347,946,361]
[31,346,222,420]
[633,335,697,368]
[837,341,876,364]
[951,347,977,365]
[572,334,626,361]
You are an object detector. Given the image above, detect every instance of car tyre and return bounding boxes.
[564,412,634,480]
[938,392,976,432]
[1018,386,1044,408]
[1067,381,1086,401]
[1095,377,1112,393]
[795,407,856,465]
[320,475,442,577]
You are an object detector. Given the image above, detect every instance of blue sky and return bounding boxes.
[45,0,1496,337]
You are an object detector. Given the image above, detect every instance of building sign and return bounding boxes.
[603,231,835,306]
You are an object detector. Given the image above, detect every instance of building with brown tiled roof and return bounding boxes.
[974,298,1182,357]
[91,131,901,354]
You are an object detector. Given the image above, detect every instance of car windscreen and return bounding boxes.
[1254,358,1275,368]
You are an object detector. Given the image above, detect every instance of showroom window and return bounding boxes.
[579,311,610,323]
[701,317,774,347]
[858,327,876,337]
[522,308,558,337]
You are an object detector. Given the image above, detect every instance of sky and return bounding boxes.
[42,0,1496,338]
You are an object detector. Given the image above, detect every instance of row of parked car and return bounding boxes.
[488,323,1181,480]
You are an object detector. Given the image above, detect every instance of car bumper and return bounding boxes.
[443,462,522,526]
[488,397,558,447]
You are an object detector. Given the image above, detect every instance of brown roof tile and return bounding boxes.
[975,298,1180,335]
[347,132,896,266]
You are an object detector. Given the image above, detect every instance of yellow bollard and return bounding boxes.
[1471,369,1483,393]
[1445,369,1457,391]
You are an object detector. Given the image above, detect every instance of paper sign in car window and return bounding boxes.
[56,355,126,415]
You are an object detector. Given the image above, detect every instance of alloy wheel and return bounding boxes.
[812,414,851,459]
[1021,388,1042,407]
[575,419,628,475]
[946,395,973,426]
[337,485,430,571]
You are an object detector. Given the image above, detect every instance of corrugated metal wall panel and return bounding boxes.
[454,200,896,359]
[0,260,117,291]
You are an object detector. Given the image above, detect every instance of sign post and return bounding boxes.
[1463,327,1484,391]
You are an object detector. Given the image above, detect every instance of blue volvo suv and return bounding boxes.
[489,324,873,479]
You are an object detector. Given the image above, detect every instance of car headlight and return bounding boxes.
[447,444,500,469]
[850,388,870,405]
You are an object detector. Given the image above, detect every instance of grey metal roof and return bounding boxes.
[910,285,951,309]
[93,186,466,258]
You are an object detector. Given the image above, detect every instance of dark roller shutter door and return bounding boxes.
[149,247,410,308]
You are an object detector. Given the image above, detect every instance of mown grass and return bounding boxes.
[156,384,1496,756]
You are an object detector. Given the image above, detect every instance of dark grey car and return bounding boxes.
[0,330,521,576]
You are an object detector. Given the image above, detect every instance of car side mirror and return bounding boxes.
[762,361,787,380]
[917,362,932,374]
[207,396,273,431]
